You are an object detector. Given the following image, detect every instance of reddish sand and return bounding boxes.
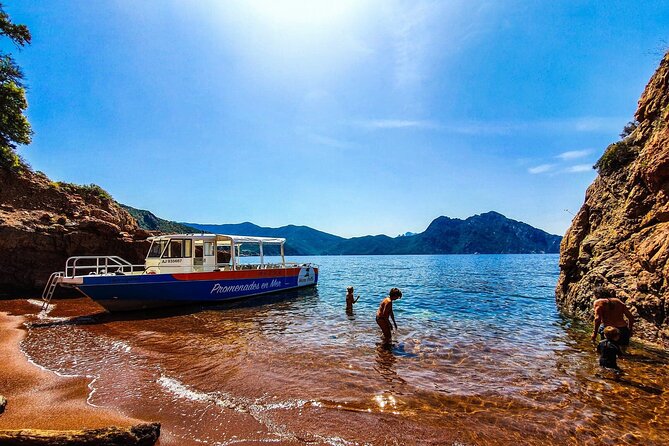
[0,311,143,431]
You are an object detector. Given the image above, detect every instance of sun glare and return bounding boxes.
[245,0,362,27]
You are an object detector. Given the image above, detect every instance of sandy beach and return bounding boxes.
[0,310,147,432]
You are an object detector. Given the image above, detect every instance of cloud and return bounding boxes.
[305,133,351,148]
[556,149,592,160]
[357,119,439,130]
[570,117,624,132]
[528,164,555,174]
[454,117,625,135]
[355,116,626,134]
[392,2,433,91]
[563,164,593,173]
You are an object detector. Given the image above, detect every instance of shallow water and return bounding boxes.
[4,254,669,445]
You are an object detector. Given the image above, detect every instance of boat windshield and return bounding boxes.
[147,239,169,258]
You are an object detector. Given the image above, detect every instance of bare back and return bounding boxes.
[594,298,632,327]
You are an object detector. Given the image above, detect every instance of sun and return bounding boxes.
[245,0,362,27]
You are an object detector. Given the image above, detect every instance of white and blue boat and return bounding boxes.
[42,233,318,312]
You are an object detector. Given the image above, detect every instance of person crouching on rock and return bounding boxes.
[597,326,622,371]
[591,286,635,353]
[376,288,402,344]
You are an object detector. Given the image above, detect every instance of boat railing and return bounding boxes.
[64,256,146,277]
[64,257,318,277]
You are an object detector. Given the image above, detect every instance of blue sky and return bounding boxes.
[6,1,669,237]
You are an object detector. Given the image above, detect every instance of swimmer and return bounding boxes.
[597,326,622,370]
[591,286,635,353]
[345,286,360,314]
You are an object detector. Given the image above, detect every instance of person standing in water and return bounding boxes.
[345,286,360,314]
[376,288,402,343]
[591,286,635,353]
[597,326,622,370]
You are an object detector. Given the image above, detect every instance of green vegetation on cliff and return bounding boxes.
[593,121,640,175]
[121,204,198,234]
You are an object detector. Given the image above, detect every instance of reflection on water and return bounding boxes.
[5,254,669,445]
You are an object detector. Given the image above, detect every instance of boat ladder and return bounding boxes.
[41,271,64,311]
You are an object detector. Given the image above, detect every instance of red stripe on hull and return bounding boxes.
[171,267,315,281]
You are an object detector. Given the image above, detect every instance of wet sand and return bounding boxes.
[0,311,144,432]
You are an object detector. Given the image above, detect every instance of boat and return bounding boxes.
[42,233,318,312]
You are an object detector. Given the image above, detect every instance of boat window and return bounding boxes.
[147,240,168,258]
[194,244,203,258]
[204,242,214,256]
[216,246,231,263]
[163,239,182,258]
[183,239,192,258]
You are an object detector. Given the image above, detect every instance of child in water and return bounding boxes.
[376,288,402,343]
[345,286,360,313]
[597,326,622,370]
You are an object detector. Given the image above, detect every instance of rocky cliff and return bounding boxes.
[556,52,669,347]
[0,168,151,295]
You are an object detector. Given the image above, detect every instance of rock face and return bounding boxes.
[0,169,151,295]
[556,52,669,347]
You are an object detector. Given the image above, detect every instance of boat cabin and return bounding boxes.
[145,234,287,274]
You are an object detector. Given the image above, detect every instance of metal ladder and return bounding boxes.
[41,271,64,311]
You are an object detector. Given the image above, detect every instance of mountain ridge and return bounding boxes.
[169,210,561,255]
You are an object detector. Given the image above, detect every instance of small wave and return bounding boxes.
[110,340,132,353]
[157,375,246,411]
[20,348,85,379]
[26,299,56,317]
[157,375,311,413]
[158,375,355,445]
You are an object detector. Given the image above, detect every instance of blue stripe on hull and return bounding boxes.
[77,272,318,312]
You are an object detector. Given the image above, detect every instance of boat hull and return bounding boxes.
[74,266,318,312]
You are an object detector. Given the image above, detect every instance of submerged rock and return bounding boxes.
[0,422,160,446]
[556,51,669,347]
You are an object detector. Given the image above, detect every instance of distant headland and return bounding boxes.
[122,204,562,256]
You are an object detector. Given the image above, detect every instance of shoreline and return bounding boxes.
[0,311,145,431]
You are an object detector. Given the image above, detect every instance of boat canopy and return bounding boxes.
[146,234,286,245]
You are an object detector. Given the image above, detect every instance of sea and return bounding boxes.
[6,254,669,445]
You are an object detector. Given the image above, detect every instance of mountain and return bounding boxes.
[411,211,561,254]
[184,222,345,255]
[184,212,561,256]
[325,212,560,255]
[557,51,669,347]
[121,205,198,234]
